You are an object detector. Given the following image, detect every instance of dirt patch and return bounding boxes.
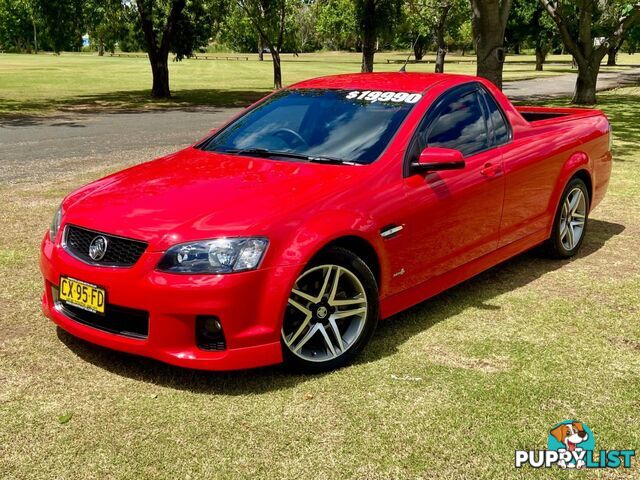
[609,336,640,352]
[0,321,30,344]
[424,345,511,373]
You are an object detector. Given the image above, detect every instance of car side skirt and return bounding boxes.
[380,228,549,319]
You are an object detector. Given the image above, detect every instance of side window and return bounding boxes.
[424,91,489,157]
[481,89,510,146]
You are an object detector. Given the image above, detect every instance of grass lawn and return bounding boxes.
[0,81,639,477]
[1,51,639,117]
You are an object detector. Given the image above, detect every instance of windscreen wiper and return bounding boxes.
[222,148,310,161]
[306,156,361,166]
[221,148,360,165]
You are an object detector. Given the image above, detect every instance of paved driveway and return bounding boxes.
[504,66,640,101]
[1,67,638,185]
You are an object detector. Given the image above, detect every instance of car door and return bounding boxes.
[395,83,508,289]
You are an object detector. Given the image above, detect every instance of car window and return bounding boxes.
[424,90,489,157]
[201,89,419,164]
[481,88,510,146]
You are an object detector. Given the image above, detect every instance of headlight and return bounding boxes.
[49,205,63,242]
[157,237,269,274]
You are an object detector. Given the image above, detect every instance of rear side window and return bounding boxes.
[481,88,510,146]
[424,91,489,157]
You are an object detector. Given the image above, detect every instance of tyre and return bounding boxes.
[544,177,590,258]
[281,247,379,373]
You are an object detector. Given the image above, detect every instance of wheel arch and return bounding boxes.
[313,235,382,286]
[547,152,592,223]
[571,169,593,204]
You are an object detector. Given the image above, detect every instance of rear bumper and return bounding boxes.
[40,233,300,370]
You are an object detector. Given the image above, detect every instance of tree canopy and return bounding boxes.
[2,0,640,105]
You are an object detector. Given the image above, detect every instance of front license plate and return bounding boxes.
[59,276,106,314]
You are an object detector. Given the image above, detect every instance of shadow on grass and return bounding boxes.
[596,91,640,160]
[57,218,624,394]
[0,88,267,123]
[365,218,624,363]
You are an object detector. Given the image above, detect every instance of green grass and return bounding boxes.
[0,82,639,478]
[1,51,638,117]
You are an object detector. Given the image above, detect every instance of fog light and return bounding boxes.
[195,315,226,351]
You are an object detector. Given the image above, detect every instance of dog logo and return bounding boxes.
[515,419,634,469]
[548,421,594,468]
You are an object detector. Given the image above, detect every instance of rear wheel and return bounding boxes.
[281,247,378,372]
[545,177,590,258]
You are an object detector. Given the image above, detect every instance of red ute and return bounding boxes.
[40,73,612,372]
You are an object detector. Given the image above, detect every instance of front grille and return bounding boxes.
[53,286,149,339]
[64,225,147,267]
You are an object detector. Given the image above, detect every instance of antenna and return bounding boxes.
[400,34,421,72]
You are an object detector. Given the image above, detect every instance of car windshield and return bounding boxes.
[200,88,421,164]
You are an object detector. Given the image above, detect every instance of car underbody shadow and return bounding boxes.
[356,218,625,366]
[57,218,624,393]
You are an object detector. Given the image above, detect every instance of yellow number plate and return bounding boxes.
[59,276,106,314]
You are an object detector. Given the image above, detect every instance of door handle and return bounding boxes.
[480,162,502,178]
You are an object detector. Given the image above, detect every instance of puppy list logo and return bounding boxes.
[515,420,635,469]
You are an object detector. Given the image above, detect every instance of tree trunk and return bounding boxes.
[435,27,447,73]
[271,49,282,89]
[606,46,618,66]
[33,21,38,53]
[471,0,510,90]
[136,0,185,100]
[572,61,598,105]
[258,36,264,61]
[535,45,545,71]
[360,0,376,72]
[98,39,105,56]
[413,38,425,61]
[150,51,171,98]
[435,47,447,73]
[514,43,521,54]
[475,39,506,89]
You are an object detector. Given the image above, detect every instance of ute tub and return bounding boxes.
[516,105,604,124]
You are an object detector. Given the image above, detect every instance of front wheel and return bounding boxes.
[281,247,379,373]
[545,177,590,258]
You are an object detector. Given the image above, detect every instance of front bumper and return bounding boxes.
[39,233,300,370]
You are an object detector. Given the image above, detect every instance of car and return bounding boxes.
[39,72,612,372]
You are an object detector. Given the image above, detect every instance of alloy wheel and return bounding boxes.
[559,187,587,251]
[282,264,368,363]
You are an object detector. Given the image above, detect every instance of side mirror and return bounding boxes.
[412,147,465,173]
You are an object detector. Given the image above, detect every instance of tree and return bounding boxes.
[33,0,84,53]
[315,0,359,50]
[399,3,429,61]
[136,0,186,98]
[292,1,318,53]
[219,3,259,52]
[531,8,556,71]
[355,0,402,72]
[237,0,289,88]
[456,19,473,55]
[599,2,637,65]
[407,0,466,72]
[469,0,513,89]
[135,0,218,98]
[506,0,556,70]
[624,22,640,53]
[0,0,36,52]
[539,0,640,104]
[84,0,127,55]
